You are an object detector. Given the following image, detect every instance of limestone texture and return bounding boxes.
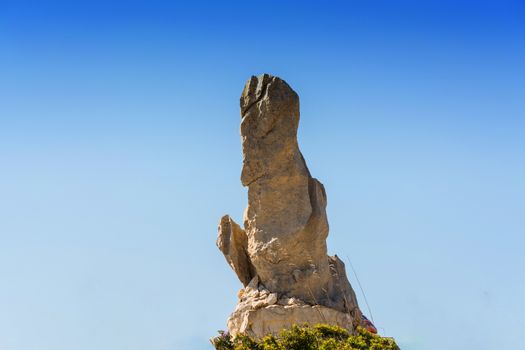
[217,74,362,338]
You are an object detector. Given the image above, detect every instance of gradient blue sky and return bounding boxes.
[1,1,524,349]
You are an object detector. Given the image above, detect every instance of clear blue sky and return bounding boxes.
[1,1,524,349]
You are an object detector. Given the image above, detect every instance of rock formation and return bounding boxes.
[217,74,362,338]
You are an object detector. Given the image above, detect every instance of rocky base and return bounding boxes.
[227,277,360,338]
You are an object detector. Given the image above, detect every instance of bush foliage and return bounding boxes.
[211,324,400,350]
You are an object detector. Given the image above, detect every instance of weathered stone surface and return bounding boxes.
[217,215,255,286]
[217,74,362,338]
[226,278,360,338]
[232,305,356,338]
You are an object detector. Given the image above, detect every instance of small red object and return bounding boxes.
[361,314,378,334]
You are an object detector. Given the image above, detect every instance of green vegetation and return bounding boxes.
[211,324,400,350]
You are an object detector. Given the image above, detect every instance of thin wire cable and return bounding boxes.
[346,255,375,324]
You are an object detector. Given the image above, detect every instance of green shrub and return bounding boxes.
[210,324,400,350]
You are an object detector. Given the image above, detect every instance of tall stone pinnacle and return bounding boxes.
[217,74,362,337]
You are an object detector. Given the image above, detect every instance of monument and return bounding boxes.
[217,74,363,338]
